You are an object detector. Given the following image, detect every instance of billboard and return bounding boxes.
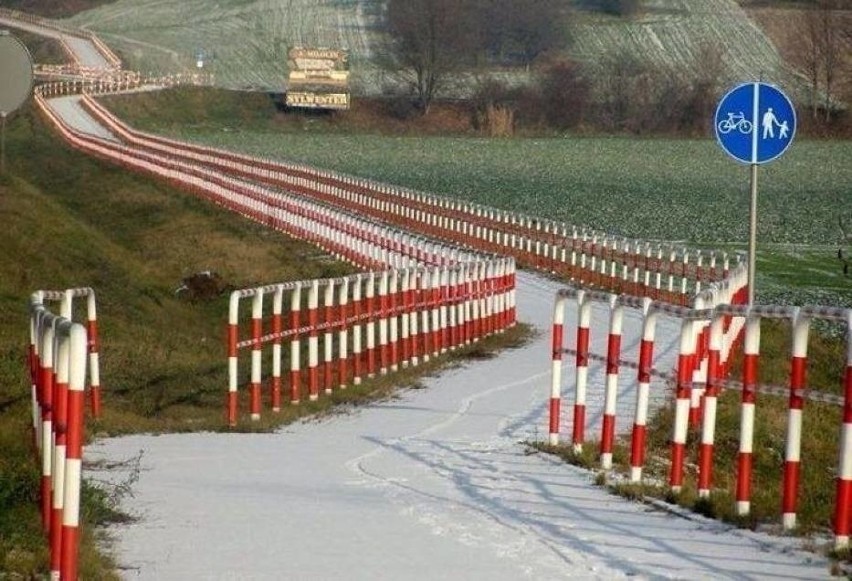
[285,91,350,110]
[287,47,350,110]
[288,47,350,91]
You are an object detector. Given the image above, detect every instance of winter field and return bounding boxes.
[66,0,379,90]
[64,0,801,95]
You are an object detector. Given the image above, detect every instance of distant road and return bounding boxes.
[0,14,112,69]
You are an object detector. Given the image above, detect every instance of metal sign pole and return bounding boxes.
[1,112,6,175]
[748,163,758,305]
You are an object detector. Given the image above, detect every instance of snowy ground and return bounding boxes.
[86,272,832,580]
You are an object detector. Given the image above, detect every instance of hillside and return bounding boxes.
[60,0,809,98]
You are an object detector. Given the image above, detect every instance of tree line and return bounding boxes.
[380,0,849,135]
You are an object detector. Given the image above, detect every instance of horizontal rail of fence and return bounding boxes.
[28,293,90,581]
[75,92,745,305]
[227,262,515,425]
[549,285,852,549]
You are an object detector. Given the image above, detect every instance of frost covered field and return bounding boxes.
[66,0,380,90]
[572,0,796,92]
[65,0,798,94]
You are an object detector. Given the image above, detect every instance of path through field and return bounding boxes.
[78,262,830,579]
[28,18,836,578]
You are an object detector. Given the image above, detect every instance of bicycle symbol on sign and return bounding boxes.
[717,111,753,134]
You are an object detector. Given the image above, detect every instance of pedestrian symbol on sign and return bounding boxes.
[714,82,796,165]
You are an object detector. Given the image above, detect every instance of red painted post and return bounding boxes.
[308,280,320,401]
[338,278,350,388]
[698,312,725,498]
[549,292,568,446]
[379,271,389,375]
[670,316,697,495]
[736,312,761,516]
[782,309,809,529]
[389,270,400,371]
[833,309,852,550]
[270,286,284,412]
[85,291,101,418]
[365,272,377,377]
[571,290,592,454]
[227,291,240,426]
[250,290,263,421]
[50,321,70,580]
[600,295,622,470]
[290,285,302,403]
[630,299,656,482]
[61,323,87,581]
[351,275,364,384]
[39,319,55,532]
[323,280,335,394]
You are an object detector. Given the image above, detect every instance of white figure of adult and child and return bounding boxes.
[761,107,789,139]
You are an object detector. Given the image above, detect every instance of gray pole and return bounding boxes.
[747,163,758,305]
[1,111,6,175]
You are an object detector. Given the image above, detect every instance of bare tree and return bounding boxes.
[384,0,472,114]
[818,0,842,121]
[794,0,844,121]
[484,0,570,69]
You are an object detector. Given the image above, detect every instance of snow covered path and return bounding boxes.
[88,273,831,580]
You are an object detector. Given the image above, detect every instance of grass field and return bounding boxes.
[101,88,852,308]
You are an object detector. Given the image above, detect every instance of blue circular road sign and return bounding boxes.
[714,82,796,164]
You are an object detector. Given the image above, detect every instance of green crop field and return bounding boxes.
[116,113,851,307]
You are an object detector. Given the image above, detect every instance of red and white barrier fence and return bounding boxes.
[34,82,523,430]
[29,293,89,580]
[30,288,102,421]
[549,283,852,549]
[69,91,740,306]
[226,261,515,425]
